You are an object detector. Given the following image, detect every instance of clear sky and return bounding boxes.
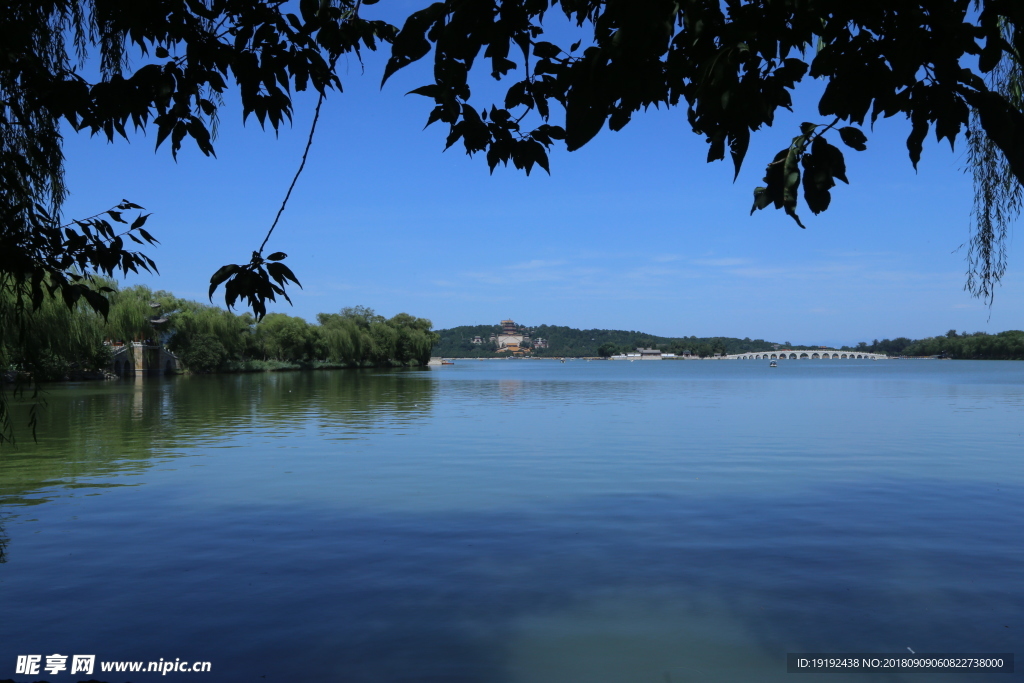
[58,8,1022,346]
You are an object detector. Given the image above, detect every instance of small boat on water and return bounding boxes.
[769,360,778,367]
[441,359,455,365]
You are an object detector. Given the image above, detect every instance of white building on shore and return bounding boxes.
[611,348,664,360]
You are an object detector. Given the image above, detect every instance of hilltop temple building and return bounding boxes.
[470,319,545,355]
[496,319,528,351]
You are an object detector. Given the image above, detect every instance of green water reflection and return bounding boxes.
[0,369,436,507]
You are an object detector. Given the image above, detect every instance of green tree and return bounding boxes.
[166,301,257,366]
[694,343,713,359]
[4,1,1023,321]
[369,321,399,365]
[177,332,228,374]
[388,313,439,365]
[0,277,108,381]
[104,285,160,343]
[386,0,1023,296]
[0,0,390,440]
[1,0,390,329]
[317,312,363,364]
[256,313,316,362]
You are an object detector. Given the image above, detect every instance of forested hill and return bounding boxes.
[432,326,1024,360]
[431,325,779,358]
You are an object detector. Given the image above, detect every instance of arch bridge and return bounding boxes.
[726,351,888,360]
[107,341,180,376]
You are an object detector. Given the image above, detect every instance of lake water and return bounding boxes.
[1,360,1021,682]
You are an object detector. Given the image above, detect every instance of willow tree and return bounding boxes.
[1,0,387,440]
[966,18,1023,304]
[317,312,369,365]
[1,0,388,326]
[388,313,440,366]
[255,313,317,362]
[103,286,159,342]
[168,304,258,360]
[0,280,108,377]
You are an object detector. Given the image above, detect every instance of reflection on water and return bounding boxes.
[1,362,1022,682]
[0,369,436,507]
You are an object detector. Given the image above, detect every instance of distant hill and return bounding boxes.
[431,324,781,358]
[433,325,1024,360]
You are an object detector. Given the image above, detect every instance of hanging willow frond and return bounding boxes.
[965,21,1023,307]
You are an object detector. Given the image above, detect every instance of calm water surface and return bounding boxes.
[1,360,1022,682]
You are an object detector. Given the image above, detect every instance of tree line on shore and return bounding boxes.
[6,286,1022,383]
[892,330,1024,360]
[431,325,782,359]
[0,283,438,381]
[841,331,1024,359]
[432,325,1024,360]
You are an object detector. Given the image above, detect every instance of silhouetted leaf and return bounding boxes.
[907,117,929,169]
[81,288,110,319]
[730,129,750,181]
[382,3,445,85]
[750,186,771,213]
[533,41,561,59]
[208,264,240,301]
[838,127,868,151]
[267,261,302,287]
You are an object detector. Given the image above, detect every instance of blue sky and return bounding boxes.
[58,8,1022,346]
